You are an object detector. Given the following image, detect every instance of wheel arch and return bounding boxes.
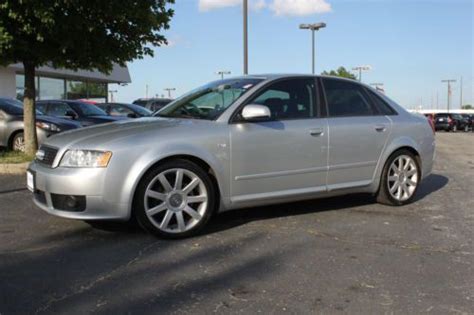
[127,152,225,219]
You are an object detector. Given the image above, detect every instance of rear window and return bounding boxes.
[365,89,397,115]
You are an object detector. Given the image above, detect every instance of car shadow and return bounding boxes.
[203,173,449,235]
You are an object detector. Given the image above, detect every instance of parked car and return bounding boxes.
[423,113,435,133]
[96,103,152,118]
[133,98,173,112]
[36,100,128,127]
[461,114,473,131]
[28,75,435,238]
[434,113,468,132]
[0,98,81,151]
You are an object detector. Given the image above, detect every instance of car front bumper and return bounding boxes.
[28,161,130,221]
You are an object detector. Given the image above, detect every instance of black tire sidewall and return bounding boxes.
[380,149,421,206]
[133,159,216,239]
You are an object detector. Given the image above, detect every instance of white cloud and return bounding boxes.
[270,0,332,16]
[251,0,267,11]
[199,0,241,12]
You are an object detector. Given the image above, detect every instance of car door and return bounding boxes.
[229,78,328,204]
[321,78,391,190]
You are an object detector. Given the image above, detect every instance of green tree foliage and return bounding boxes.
[321,67,357,80]
[0,0,174,154]
[461,104,472,109]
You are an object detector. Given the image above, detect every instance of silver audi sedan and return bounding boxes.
[27,75,435,238]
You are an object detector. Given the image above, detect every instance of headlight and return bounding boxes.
[59,150,112,168]
[36,122,61,132]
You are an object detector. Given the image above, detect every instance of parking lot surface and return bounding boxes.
[0,133,473,314]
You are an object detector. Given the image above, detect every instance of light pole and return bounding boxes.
[216,70,231,80]
[108,90,117,102]
[164,88,176,99]
[243,0,248,75]
[352,65,372,81]
[299,23,326,74]
[441,79,456,113]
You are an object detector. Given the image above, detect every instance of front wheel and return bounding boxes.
[134,159,216,239]
[11,132,25,152]
[377,150,421,206]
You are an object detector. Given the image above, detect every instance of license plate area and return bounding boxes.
[27,170,35,192]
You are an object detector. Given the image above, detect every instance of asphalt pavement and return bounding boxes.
[0,132,473,314]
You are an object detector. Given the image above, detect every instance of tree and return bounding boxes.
[461,104,472,109]
[0,0,174,155]
[321,66,357,80]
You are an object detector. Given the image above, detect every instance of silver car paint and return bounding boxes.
[29,75,435,221]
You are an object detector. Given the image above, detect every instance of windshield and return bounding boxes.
[155,78,263,120]
[71,102,108,117]
[128,104,152,116]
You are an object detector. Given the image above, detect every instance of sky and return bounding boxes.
[111,0,473,110]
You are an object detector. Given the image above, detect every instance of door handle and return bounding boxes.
[309,128,324,136]
[375,125,386,132]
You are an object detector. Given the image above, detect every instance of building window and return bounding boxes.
[15,74,39,100]
[66,80,88,100]
[87,82,107,101]
[39,77,65,100]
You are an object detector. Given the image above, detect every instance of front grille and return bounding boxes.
[36,145,58,167]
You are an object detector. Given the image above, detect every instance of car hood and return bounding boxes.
[37,115,82,129]
[43,117,218,150]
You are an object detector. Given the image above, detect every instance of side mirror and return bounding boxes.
[241,104,271,122]
[65,110,77,119]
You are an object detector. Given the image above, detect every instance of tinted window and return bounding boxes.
[36,102,48,113]
[365,89,397,115]
[323,79,373,117]
[248,78,316,120]
[110,105,132,116]
[48,103,73,116]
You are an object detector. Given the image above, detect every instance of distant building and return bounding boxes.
[0,63,131,103]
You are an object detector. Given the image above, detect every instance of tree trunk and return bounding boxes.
[23,61,38,156]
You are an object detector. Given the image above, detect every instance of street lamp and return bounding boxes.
[352,65,372,81]
[216,70,231,80]
[441,79,456,113]
[299,22,326,74]
[370,83,384,93]
[164,88,176,98]
[243,0,248,75]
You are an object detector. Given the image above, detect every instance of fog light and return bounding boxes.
[66,196,78,208]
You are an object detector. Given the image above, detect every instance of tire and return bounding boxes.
[133,159,216,239]
[11,132,25,152]
[376,149,421,206]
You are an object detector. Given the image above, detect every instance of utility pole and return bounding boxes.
[243,0,248,75]
[441,79,456,113]
[216,70,231,80]
[164,88,176,98]
[352,65,372,82]
[108,90,117,102]
[460,76,463,108]
[145,84,149,99]
[299,23,326,74]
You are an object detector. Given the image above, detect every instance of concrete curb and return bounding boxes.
[0,163,29,175]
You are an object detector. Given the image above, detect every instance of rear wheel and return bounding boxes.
[377,150,420,206]
[134,159,216,239]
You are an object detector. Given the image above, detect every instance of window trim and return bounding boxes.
[229,76,321,124]
[321,77,378,118]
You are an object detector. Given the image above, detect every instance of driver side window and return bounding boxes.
[248,78,316,120]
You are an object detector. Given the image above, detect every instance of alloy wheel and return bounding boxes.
[144,168,208,233]
[13,135,25,152]
[387,155,419,201]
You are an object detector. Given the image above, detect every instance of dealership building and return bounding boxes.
[0,64,131,102]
